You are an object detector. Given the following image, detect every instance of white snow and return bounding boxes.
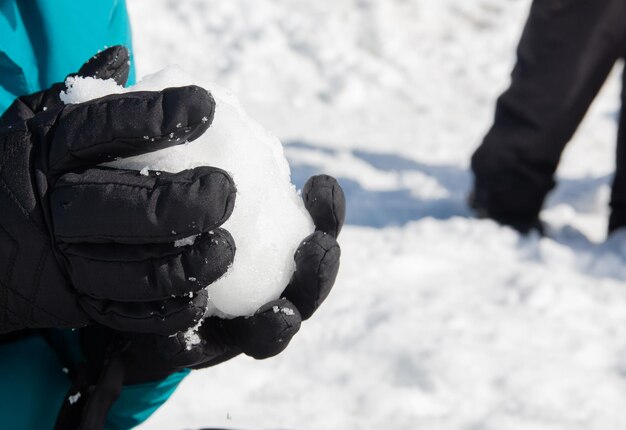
[183,318,204,350]
[126,0,626,429]
[60,76,124,104]
[68,392,81,405]
[174,235,198,248]
[62,69,314,318]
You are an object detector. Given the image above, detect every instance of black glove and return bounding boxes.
[0,46,236,335]
[82,175,345,384]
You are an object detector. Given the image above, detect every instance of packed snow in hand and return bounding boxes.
[60,66,314,317]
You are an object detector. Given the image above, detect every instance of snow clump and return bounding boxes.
[61,66,314,318]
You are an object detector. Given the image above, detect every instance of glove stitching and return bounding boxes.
[0,225,18,331]
[81,295,203,321]
[79,286,209,303]
[6,284,76,325]
[57,224,231,241]
[4,305,24,331]
[277,312,296,340]
[63,237,233,263]
[0,98,35,123]
[54,170,231,190]
[4,305,27,321]
[0,152,30,219]
[4,305,19,318]
[0,273,6,330]
[330,182,340,238]
[63,250,186,263]
[308,240,339,309]
[49,119,208,171]
[0,179,34,220]
[312,245,329,308]
[28,246,49,325]
[55,182,156,191]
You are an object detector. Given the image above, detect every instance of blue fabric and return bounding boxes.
[107,369,191,430]
[0,1,186,428]
[0,332,190,429]
[0,335,71,429]
[0,0,135,113]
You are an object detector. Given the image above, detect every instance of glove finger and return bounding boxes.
[0,82,67,123]
[121,317,239,378]
[219,298,302,359]
[61,229,234,301]
[302,175,345,238]
[80,289,209,335]
[0,46,131,124]
[49,86,215,173]
[75,45,130,86]
[51,166,235,244]
[282,231,340,320]
[122,332,205,383]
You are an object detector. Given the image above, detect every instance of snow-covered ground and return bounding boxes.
[130,0,626,428]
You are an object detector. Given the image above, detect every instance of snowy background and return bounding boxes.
[130,0,626,429]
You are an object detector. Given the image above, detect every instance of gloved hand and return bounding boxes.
[82,175,345,384]
[0,46,236,335]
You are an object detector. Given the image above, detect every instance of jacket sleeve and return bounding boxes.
[0,331,190,430]
[0,0,135,115]
[105,369,191,430]
[50,329,191,429]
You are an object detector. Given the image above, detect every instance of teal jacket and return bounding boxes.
[0,332,190,429]
[0,1,188,428]
[0,0,135,112]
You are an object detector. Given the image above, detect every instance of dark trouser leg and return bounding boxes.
[471,0,626,229]
[610,65,626,232]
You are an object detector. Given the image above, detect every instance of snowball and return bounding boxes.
[62,66,314,317]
